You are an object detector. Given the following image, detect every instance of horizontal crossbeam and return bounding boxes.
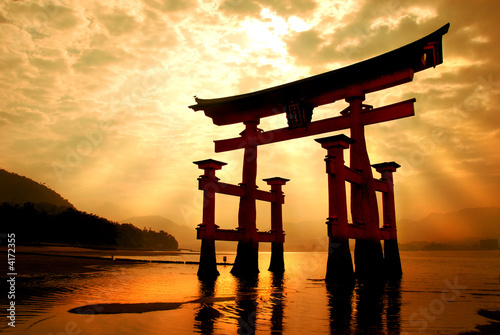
[197,228,283,243]
[214,98,416,152]
[329,223,392,240]
[373,179,389,193]
[345,167,362,185]
[256,189,277,203]
[328,161,389,190]
[190,23,451,126]
[198,179,281,203]
[198,180,245,197]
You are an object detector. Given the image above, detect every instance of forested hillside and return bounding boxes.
[0,169,73,211]
[1,202,178,250]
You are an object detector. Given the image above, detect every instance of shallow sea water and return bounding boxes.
[2,250,500,334]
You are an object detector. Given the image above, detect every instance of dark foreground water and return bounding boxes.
[1,250,500,334]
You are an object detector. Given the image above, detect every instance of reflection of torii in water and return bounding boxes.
[189,23,450,283]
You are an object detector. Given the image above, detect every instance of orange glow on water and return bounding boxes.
[5,251,500,334]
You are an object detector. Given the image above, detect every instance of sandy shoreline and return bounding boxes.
[1,245,175,275]
[0,245,224,275]
[1,247,499,334]
[10,245,190,257]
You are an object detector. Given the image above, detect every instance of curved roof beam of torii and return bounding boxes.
[189,23,450,126]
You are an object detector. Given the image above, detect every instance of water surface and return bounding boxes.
[2,251,499,334]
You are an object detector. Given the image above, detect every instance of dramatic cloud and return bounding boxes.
[1,0,499,235]
[220,0,317,17]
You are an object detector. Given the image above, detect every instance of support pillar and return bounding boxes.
[373,162,403,279]
[316,135,355,285]
[346,93,384,281]
[264,177,289,273]
[194,159,227,280]
[232,117,260,277]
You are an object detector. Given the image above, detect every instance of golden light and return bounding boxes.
[241,9,288,54]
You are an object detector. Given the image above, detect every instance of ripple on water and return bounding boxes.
[3,251,500,334]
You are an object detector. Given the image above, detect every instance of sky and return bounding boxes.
[1,0,500,233]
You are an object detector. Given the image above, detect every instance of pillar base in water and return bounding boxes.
[354,239,384,281]
[268,243,284,273]
[325,237,355,285]
[197,238,219,280]
[231,239,259,277]
[383,239,403,279]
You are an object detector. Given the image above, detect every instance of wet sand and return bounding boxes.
[1,245,192,275]
[69,297,235,314]
[460,309,500,334]
[3,246,499,333]
[13,245,186,257]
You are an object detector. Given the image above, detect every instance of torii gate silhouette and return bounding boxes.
[189,23,449,283]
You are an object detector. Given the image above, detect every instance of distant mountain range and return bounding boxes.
[121,215,198,249]
[0,168,194,248]
[281,208,500,250]
[0,168,178,250]
[397,207,500,243]
[282,220,329,251]
[0,169,73,212]
[2,167,498,251]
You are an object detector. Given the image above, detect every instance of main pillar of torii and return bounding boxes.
[189,24,449,279]
[230,117,260,277]
[348,93,385,280]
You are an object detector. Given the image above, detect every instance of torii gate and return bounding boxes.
[189,24,449,282]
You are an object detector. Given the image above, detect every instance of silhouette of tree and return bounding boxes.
[0,202,178,250]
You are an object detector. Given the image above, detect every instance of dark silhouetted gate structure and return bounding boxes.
[189,23,449,282]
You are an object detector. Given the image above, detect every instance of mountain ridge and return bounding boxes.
[0,169,180,250]
[2,167,497,250]
[121,215,198,249]
[280,207,500,249]
[0,168,73,211]
[397,207,500,243]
